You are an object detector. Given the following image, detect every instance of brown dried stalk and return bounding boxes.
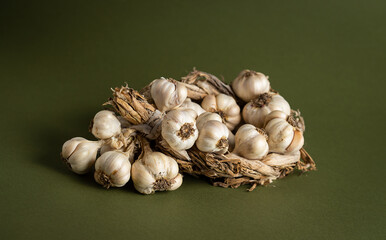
[181,69,236,99]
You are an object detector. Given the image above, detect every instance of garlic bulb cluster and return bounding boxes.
[92,110,122,139]
[150,77,187,112]
[161,109,198,151]
[264,110,304,154]
[61,68,314,193]
[233,124,269,160]
[61,137,102,174]
[232,70,270,102]
[201,94,241,130]
[242,93,291,128]
[196,120,229,154]
[94,151,131,188]
[132,144,183,194]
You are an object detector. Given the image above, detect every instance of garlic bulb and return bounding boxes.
[94,151,131,188]
[232,70,271,102]
[61,137,102,174]
[150,77,187,112]
[201,94,241,130]
[233,124,269,160]
[196,120,229,154]
[132,141,183,194]
[179,98,206,116]
[91,110,121,139]
[161,109,198,151]
[242,93,291,128]
[196,112,222,130]
[265,111,304,154]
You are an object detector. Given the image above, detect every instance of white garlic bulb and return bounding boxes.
[61,137,102,174]
[150,77,187,112]
[179,98,206,116]
[201,94,241,130]
[196,112,222,130]
[131,143,183,194]
[232,70,271,102]
[161,109,198,151]
[265,111,304,154]
[233,124,269,160]
[94,151,131,188]
[242,93,291,128]
[91,110,121,139]
[196,120,229,154]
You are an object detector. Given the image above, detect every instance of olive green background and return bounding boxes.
[1,0,385,239]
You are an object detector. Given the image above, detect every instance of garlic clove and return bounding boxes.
[196,120,229,154]
[150,78,187,112]
[179,98,206,116]
[263,110,288,127]
[131,149,183,195]
[285,129,304,153]
[62,138,102,174]
[91,110,121,140]
[201,94,241,130]
[242,93,291,128]
[196,112,222,131]
[232,70,271,102]
[94,151,131,188]
[233,124,269,160]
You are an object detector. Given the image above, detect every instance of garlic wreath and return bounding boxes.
[264,110,304,154]
[233,124,269,160]
[161,109,198,151]
[61,137,102,174]
[91,110,122,139]
[201,94,241,130]
[242,93,291,128]
[232,70,271,102]
[150,77,187,112]
[132,140,183,194]
[94,151,131,188]
[196,120,229,154]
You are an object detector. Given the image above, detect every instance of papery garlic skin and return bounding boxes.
[151,78,187,112]
[179,98,206,116]
[91,110,121,139]
[242,93,291,128]
[196,120,229,154]
[196,112,222,130]
[232,70,271,102]
[61,137,102,174]
[233,124,269,160]
[201,94,241,130]
[131,151,183,194]
[265,118,304,154]
[161,109,198,151]
[94,151,131,188]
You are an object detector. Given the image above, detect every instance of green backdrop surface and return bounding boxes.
[1,0,385,239]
